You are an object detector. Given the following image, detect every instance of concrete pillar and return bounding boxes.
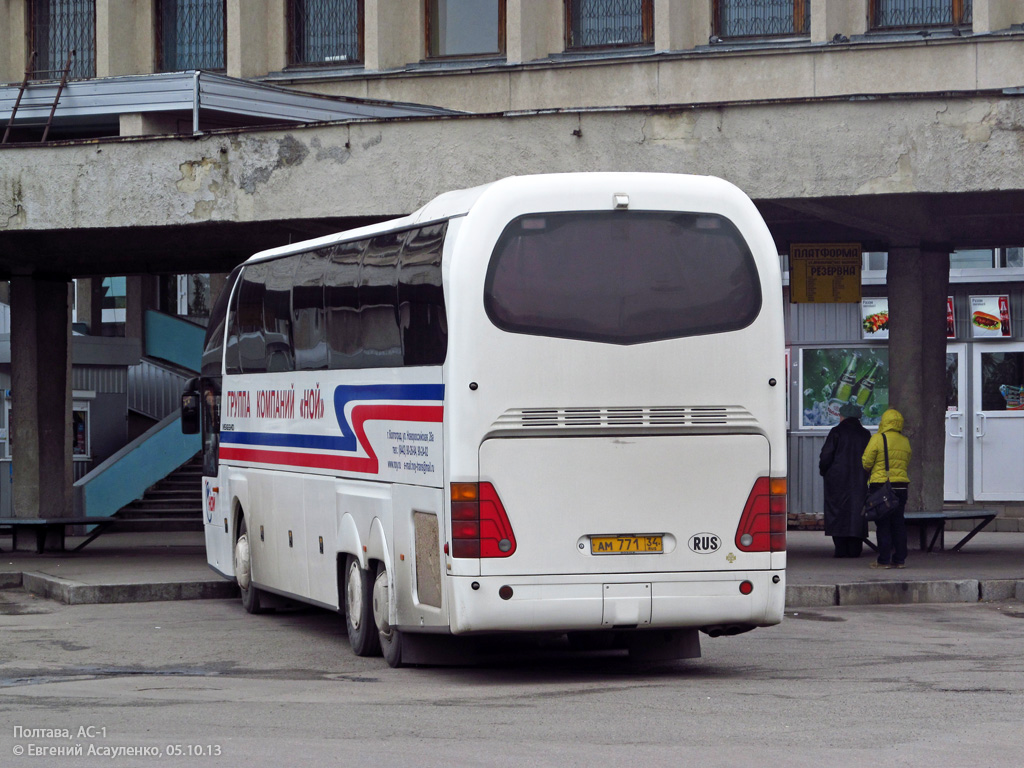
[810,0,869,43]
[365,0,423,71]
[96,0,157,76]
[75,278,105,335]
[1,0,29,84]
[506,0,562,64]
[126,275,158,344]
[887,247,950,513]
[655,0,712,51]
[209,272,229,312]
[227,0,286,78]
[9,276,73,551]
[972,0,1024,33]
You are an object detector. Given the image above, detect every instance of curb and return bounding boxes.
[5,572,1024,609]
[788,578,1024,608]
[15,572,239,605]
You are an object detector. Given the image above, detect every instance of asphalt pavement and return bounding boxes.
[1,528,1022,609]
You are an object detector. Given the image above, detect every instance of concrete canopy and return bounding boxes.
[3,90,1024,279]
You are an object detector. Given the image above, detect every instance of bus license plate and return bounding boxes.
[590,536,663,554]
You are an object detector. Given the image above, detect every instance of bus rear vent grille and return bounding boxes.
[494,406,756,431]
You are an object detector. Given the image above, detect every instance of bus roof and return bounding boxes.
[243,172,734,265]
[244,180,496,264]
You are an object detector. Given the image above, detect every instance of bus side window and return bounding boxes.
[292,251,328,371]
[264,258,296,373]
[235,264,269,374]
[325,240,367,369]
[359,232,403,367]
[399,224,448,366]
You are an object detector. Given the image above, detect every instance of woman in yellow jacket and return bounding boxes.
[862,408,912,569]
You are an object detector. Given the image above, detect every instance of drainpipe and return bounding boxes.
[193,70,201,135]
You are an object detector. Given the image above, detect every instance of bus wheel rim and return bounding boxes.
[346,561,363,630]
[372,569,391,637]
[234,534,251,591]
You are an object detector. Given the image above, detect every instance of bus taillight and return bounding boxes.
[735,477,787,553]
[450,482,517,559]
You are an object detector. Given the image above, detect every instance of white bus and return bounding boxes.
[182,173,787,667]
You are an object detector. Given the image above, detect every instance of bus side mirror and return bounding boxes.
[181,378,200,435]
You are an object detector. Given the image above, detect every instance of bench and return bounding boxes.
[0,517,200,554]
[863,510,999,553]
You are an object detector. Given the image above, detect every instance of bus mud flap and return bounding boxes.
[626,629,701,661]
[398,633,479,666]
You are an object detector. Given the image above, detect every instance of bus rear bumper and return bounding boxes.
[447,571,785,635]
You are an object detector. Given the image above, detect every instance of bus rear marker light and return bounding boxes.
[450,482,517,558]
[735,477,787,553]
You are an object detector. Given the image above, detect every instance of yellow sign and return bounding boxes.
[789,243,862,303]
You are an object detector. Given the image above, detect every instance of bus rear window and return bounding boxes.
[484,211,762,344]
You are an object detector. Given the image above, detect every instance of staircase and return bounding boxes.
[113,455,204,532]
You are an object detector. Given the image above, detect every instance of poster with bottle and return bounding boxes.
[861,298,889,339]
[969,295,1011,338]
[801,348,889,428]
[946,296,956,338]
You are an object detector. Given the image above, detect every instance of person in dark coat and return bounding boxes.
[819,402,871,557]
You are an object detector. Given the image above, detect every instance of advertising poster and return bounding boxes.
[801,348,889,428]
[969,295,1011,338]
[863,297,956,339]
[861,298,889,339]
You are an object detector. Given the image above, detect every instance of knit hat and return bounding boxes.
[839,403,862,419]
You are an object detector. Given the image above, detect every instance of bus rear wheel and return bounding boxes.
[345,556,381,657]
[235,517,264,614]
[373,562,404,668]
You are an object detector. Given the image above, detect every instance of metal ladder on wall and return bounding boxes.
[2,49,75,144]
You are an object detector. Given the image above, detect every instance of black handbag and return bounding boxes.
[864,435,900,522]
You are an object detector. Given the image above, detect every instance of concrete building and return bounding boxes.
[2,0,1024,545]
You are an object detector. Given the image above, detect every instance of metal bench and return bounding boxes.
[864,510,999,553]
[0,517,199,554]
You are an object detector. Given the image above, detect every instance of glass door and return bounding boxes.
[972,343,1024,501]
[944,344,968,501]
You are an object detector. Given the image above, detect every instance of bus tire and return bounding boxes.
[344,556,381,657]
[235,516,264,615]
[374,562,404,668]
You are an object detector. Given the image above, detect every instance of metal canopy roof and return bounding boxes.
[0,70,457,139]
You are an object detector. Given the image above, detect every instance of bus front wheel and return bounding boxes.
[345,556,381,657]
[235,517,263,614]
[373,563,404,668]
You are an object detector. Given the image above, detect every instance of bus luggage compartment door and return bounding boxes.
[477,434,771,577]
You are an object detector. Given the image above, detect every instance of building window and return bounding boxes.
[29,0,96,79]
[158,0,227,71]
[289,0,363,66]
[426,0,505,57]
[951,248,1024,270]
[713,0,810,39]
[565,0,653,49]
[870,0,972,29]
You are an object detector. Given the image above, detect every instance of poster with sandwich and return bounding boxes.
[969,295,1011,338]
[861,298,889,339]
